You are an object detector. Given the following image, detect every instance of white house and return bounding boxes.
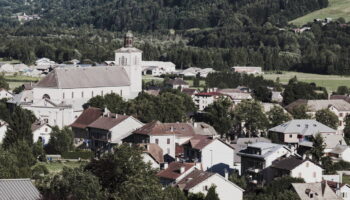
[11,32,143,128]
[0,63,15,73]
[217,88,253,105]
[270,156,323,183]
[232,66,262,75]
[238,142,293,184]
[123,121,196,159]
[142,61,176,76]
[35,58,56,71]
[179,67,215,78]
[183,135,234,172]
[329,145,350,162]
[166,78,189,89]
[327,181,350,200]
[175,169,244,200]
[293,182,342,200]
[157,162,197,186]
[193,92,226,111]
[31,121,52,145]
[285,99,350,132]
[139,143,164,169]
[0,89,13,99]
[0,120,7,144]
[87,113,144,153]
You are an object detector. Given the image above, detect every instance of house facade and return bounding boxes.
[175,169,244,200]
[0,89,13,99]
[31,121,52,145]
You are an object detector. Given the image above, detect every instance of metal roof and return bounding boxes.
[0,179,41,200]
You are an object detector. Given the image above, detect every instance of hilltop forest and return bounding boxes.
[1,0,350,75]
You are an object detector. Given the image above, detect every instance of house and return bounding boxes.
[0,63,15,73]
[182,135,234,173]
[141,61,176,76]
[123,121,196,159]
[192,122,218,137]
[0,120,7,144]
[322,134,347,153]
[330,94,350,104]
[268,119,337,145]
[261,103,288,113]
[198,68,215,78]
[35,58,56,72]
[232,66,262,75]
[0,179,41,200]
[181,88,198,98]
[166,78,189,89]
[217,88,253,105]
[139,143,164,169]
[70,107,104,146]
[327,181,350,200]
[237,142,293,184]
[329,145,350,162]
[285,99,350,132]
[180,67,201,77]
[10,32,143,128]
[231,137,272,175]
[87,113,144,154]
[269,156,323,183]
[31,121,52,145]
[193,92,226,111]
[175,169,244,200]
[0,88,13,99]
[271,91,283,103]
[157,162,197,186]
[292,182,342,200]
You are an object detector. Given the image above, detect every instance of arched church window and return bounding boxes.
[42,94,50,99]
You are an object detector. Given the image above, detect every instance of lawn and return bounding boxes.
[4,75,40,90]
[263,71,350,92]
[343,175,350,185]
[38,161,86,174]
[289,0,350,26]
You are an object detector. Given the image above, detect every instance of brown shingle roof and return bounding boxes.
[134,121,195,136]
[70,107,103,129]
[31,121,49,132]
[185,135,214,150]
[181,88,197,96]
[271,156,321,171]
[175,169,214,191]
[157,162,195,180]
[330,95,350,103]
[88,114,129,130]
[139,143,164,164]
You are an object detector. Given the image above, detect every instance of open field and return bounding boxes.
[290,0,350,26]
[4,75,40,90]
[263,71,350,92]
[37,161,86,174]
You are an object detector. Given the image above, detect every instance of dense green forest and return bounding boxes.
[2,0,350,75]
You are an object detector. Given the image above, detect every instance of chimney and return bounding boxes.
[308,154,313,160]
[194,122,198,128]
[170,126,174,132]
[303,154,307,160]
[224,169,229,180]
[180,166,185,174]
[164,162,168,169]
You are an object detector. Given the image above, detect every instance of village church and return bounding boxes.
[11,31,143,128]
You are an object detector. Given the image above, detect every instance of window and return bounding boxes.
[167,148,170,154]
[298,172,302,178]
[313,172,316,178]
[45,128,48,132]
[81,91,84,98]
[167,138,170,144]
[204,186,208,191]
[71,92,74,98]
[120,90,123,97]
[340,113,344,117]
[306,162,309,167]
[63,92,65,99]
[42,94,50,99]
[289,134,293,138]
[155,139,159,144]
[101,91,104,96]
[91,91,94,97]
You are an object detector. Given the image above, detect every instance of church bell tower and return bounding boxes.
[115,31,142,98]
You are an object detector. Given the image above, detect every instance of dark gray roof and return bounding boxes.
[269,120,336,136]
[271,156,307,171]
[35,66,130,89]
[0,179,41,200]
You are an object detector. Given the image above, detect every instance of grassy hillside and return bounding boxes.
[290,0,350,26]
[263,71,350,92]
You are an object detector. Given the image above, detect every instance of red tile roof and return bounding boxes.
[134,121,195,136]
[175,169,215,191]
[88,114,129,130]
[139,143,164,164]
[70,107,103,129]
[157,162,195,180]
